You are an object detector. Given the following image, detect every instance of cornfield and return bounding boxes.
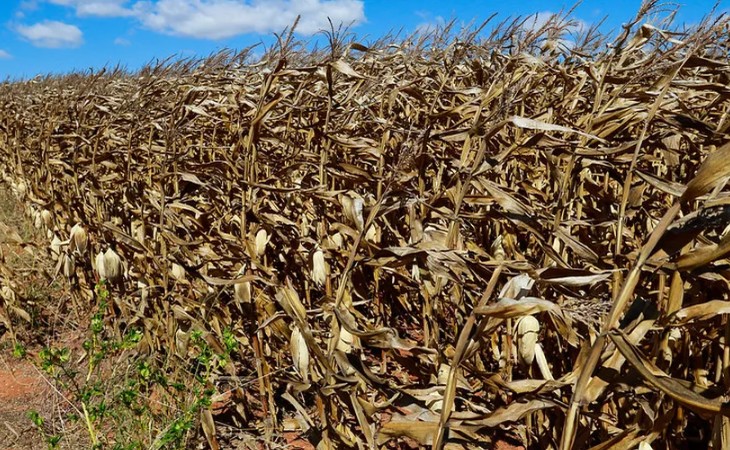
[2,3,730,449]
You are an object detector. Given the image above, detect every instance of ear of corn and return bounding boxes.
[233,269,252,304]
[69,223,87,256]
[254,229,269,257]
[41,210,53,229]
[49,234,63,260]
[102,248,122,283]
[515,315,540,367]
[94,251,106,279]
[290,324,310,383]
[311,248,328,286]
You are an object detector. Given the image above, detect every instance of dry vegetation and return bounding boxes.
[2,2,730,448]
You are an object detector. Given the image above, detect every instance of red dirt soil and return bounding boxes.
[0,356,49,449]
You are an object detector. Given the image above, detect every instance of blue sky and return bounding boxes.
[0,1,727,80]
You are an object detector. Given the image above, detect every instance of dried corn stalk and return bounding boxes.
[0,8,729,449]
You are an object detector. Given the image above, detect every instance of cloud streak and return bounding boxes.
[43,0,365,40]
[48,0,134,17]
[415,15,446,35]
[134,0,364,39]
[16,20,84,48]
[0,49,12,59]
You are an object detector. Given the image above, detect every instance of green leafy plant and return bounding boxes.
[27,410,62,450]
[29,280,222,449]
[12,341,26,358]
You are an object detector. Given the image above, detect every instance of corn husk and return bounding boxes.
[62,254,75,278]
[94,251,106,279]
[290,324,310,383]
[234,268,252,304]
[534,343,554,380]
[33,210,42,229]
[102,248,123,283]
[311,248,328,286]
[254,229,269,257]
[69,223,87,256]
[515,315,540,367]
[341,193,365,231]
[49,234,63,260]
[40,209,53,229]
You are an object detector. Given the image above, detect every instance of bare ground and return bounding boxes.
[0,185,50,449]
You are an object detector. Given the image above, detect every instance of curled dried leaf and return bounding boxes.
[171,263,186,281]
[336,325,355,353]
[681,141,730,203]
[1,285,16,302]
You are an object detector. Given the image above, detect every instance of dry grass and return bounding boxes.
[1,3,730,448]
[0,184,83,450]
[0,184,65,340]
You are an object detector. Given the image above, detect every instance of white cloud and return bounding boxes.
[48,0,134,17]
[114,36,131,45]
[42,0,366,40]
[0,49,12,59]
[20,0,39,10]
[16,0,39,18]
[16,20,84,48]
[415,15,446,35]
[131,0,365,39]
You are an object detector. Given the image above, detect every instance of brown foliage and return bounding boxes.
[2,6,730,449]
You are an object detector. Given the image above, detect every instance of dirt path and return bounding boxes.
[0,356,49,449]
[0,185,61,449]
